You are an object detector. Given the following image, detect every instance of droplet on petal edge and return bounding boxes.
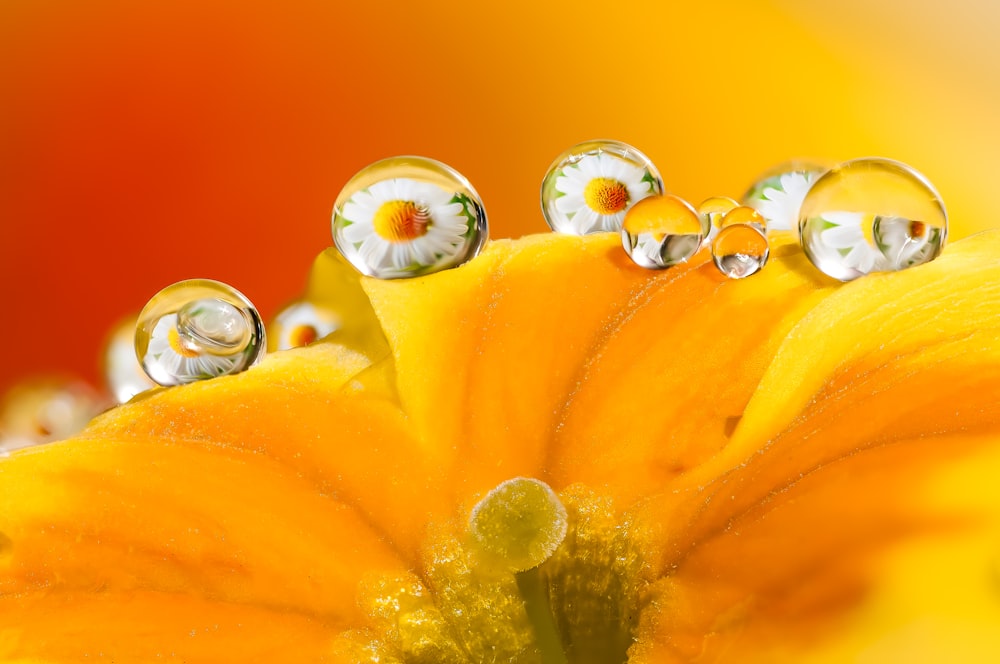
[621,194,706,269]
[0,378,105,454]
[712,223,770,279]
[742,159,829,231]
[332,156,488,279]
[541,139,664,236]
[103,315,157,403]
[135,279,266,387]
[798,157,947,281]
[268,300,340,352]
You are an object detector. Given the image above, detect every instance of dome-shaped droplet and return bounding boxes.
[0,378,104,455]
[711,223,770,279]
[269,300,340,351]
[621,194,705,269]
[136,280,265,386]
[103,316,157,403]
[719,205,767,232]
[332,156,487,279]
[798,158,947,281]
[541,140,663,235]
[743,160,828,231]
[698,196,739,241]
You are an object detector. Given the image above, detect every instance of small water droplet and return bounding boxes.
[698,196,739,241]
[798,158,947,281]
[269,300,340,351]
[332,156,487,279]
[621,195,705,269]
[103,316,158,403]
[712,223,769,279]
[719,205,767,232]
[135,280,265,386]
[541,139,663,235]
[743,160,829,231]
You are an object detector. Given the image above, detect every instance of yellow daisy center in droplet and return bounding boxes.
[372,200,431,242]
[583,177,630,215]
[167,327,201,359]
[287,324,318,348]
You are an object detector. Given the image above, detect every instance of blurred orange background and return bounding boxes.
[2,0,999,395]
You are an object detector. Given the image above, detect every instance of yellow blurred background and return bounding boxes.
[1,0,998,394]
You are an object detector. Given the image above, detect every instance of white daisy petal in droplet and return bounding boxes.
[751,171,817,231]
[819,211,888,274]
[336,177,474,278]
[553,153,655,235]
[145,314,242,382]
[272,302,340,351]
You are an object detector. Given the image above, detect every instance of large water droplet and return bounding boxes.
[798,158,947,281]
[712,223,770,279]
[743,160,828,231]
[541,140,663,235]
[332,156,487,279]
[103,316,157,403]
[621,195,705,269]
[269,300,340,351]
[136,279,265,386]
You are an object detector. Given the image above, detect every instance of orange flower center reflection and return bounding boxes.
[373,200,431,242]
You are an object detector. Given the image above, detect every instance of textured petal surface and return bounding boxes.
[1,231,999,661]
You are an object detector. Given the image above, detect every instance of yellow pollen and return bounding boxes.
[372,200,431,242]
[583,177,630,215]
[167,326,201,358]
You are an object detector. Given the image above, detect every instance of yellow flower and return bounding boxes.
[2,230,1000,662]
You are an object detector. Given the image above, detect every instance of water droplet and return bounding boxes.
[743,160,829,231]
[332,156,487,279]
[719,205,767,232]
[712,223,770,279]
[698,196,739,241]
[136,280,265,386]
[269,300,340,351]
[798,158,947,281]
[541,139,663,235]
[621,195,705,269]
[103,316,158,403]
[0,378,104,453]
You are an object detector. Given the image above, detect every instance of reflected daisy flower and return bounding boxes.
[750,171,818,231]
[337,178,474,278]
[145,314,242,381]
[272,301,339,351]
[819,211,887,274]
[554,154,653,234]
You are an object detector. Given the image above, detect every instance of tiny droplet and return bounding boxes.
[269,300,340,351]
[698,196,739,241]
[712,223,770,279]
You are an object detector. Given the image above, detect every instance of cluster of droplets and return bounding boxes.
[0,145,952,442]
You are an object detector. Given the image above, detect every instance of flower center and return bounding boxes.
[584,178,630,215]
[335,481,648,664]
[287,324,318,347]
[167,326,201,359]
[372,200,431,242]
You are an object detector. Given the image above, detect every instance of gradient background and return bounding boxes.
[2,0,999,395]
